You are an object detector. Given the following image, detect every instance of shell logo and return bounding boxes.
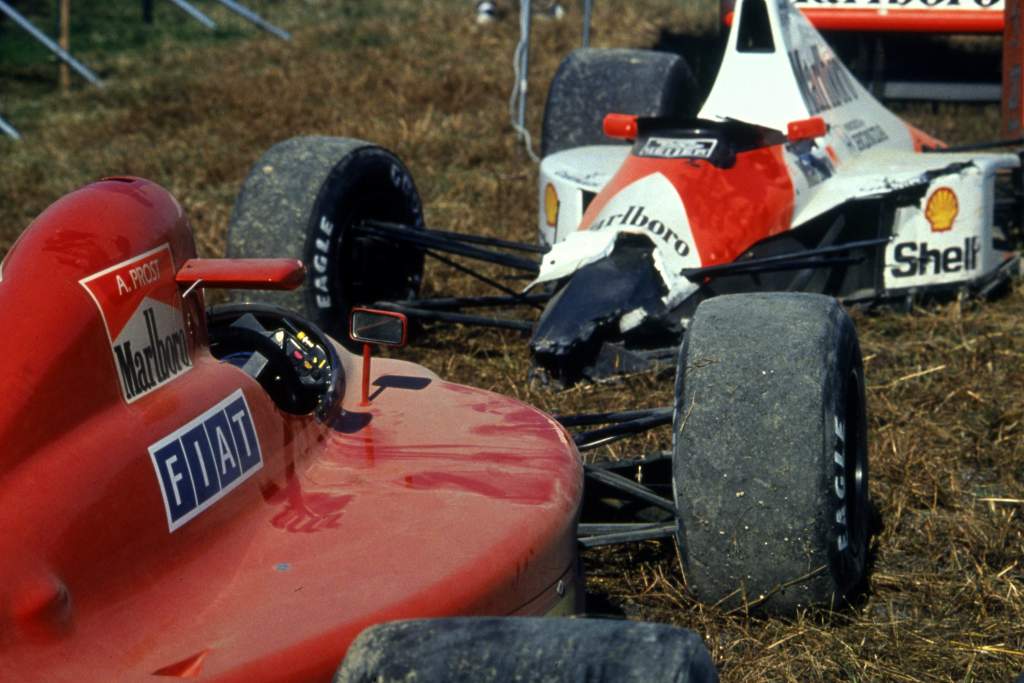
[925,187,958,232]
[544,183,560,227]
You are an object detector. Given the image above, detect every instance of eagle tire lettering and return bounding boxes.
[302,148,424,342]
[670,294,870,613]
[313,215,334,310]
[227,138,425,343]
[832,415,849,552]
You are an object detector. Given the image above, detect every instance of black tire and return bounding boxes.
[334,617,718,683]
[226,136,424,343]
[671,293,869,614]
[540,48,697,157]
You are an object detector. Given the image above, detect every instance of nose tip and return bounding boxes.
[529,238,669,384]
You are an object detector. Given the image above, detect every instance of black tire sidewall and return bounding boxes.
[671,293,870,613]
[302,147,425,339]
[541,48,696,157]
[336,618,719,683]
[823,314,870,600]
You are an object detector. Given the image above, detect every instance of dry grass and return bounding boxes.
[579,294,1024,681]
[2,1,1023,680]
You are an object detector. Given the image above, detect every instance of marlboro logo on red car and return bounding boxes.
[80,244,192,403]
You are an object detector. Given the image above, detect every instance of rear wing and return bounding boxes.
[721,0,1003,34]
[1005,0,1023,136]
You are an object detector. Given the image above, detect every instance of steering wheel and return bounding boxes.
[210,312,330,415]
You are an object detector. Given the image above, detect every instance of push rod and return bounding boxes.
[680,237,889,280]
[583,466,676,513]
[365,221,546,254]
[426,250,543,307]
[573,411,674,450]
[585,451,672,471]
[556,406,671,427]
[404,293,550,310]
[577,522,675,548]
[356,221,540,273]
[371,302,533,332]
[420,225,549,254]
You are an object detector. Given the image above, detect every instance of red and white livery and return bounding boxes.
[530,0,1018,378]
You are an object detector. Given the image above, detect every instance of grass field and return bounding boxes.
[2,1,1022,680]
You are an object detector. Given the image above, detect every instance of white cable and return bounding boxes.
[509,0,541,163]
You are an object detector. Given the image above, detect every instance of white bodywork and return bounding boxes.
[536,168,702,308]
[539,145,629,247]
[534,0,1018,301]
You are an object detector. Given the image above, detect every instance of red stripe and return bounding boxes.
[798,9,1002,33]
[722,7,1003,33]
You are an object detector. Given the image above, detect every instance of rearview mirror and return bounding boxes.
[350,308,408,406]
[350,308,408,348]
[787,116,827,143]
[603,113,639,141]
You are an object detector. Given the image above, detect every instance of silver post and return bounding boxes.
[213,0,290,41]
[165,0,218,30]
[0,0,102,86]
[582,0,593,47]
[0,114,21,141]
[517,0,531,134]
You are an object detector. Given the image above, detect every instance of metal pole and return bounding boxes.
[0,114,21,141]
[142,0,154,23]
[582,0,593,47]
[164,0,217,30]
[517,0,531,136]
[213,0,290,40]
[0,0,102,86]
[58,0,70,92]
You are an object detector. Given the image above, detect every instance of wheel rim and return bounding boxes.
[320,171,423,340]
[842,365,869,563]
[334,189,420,303]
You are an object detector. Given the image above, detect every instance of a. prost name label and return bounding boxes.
[149,390,263,532]
[79,244,192,402]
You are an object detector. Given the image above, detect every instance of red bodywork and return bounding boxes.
[580,148,795,268]
[0,179,582,681]
[796,9,1002,34]
[722,1,1004,33]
